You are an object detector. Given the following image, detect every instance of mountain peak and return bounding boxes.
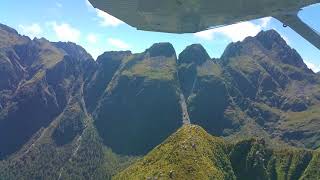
[221,30,288,59]
[176,124,214,137]
[255,29,288,50]
[146,42,176,57]
[114,124,233,180]
[96,51,132,63]
[256,30,310,69]
[178,44,210,65]
[115,124,320,180]
[257,29,282,38]
[53,41,93,61]
[221,29,310,70]
[0,23,18,34]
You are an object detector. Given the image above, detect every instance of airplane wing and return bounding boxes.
[274,13,320,50]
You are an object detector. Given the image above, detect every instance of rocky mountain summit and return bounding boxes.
[0,23,319,179]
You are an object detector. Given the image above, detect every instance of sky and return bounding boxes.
[0,0,319,72]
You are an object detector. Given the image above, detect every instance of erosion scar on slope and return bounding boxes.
[176,71,191,125]
[179,93,191,124]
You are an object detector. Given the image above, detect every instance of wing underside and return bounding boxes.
[275,13,320,50]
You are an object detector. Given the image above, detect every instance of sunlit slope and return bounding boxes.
[114,125,236,180]
[115,125,320,180]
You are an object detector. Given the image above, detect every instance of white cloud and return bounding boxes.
[18,23,42,38]
[96,10,123,27]
[85,0,123,27]
[195,21,261,42]
[261,17,272,28]
[195,17,272,42]
[108,38,130,49]
[87,33,98,44]
[305,61,320,72]
[50,22,81,42]
[194,29,216,41]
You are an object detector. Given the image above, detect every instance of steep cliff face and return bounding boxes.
[93,43,182,155]
[178,44,238,135]
[178,44,211,97]
[84,51,132,112]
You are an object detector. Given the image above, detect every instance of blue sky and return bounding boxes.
[0,0,319,72]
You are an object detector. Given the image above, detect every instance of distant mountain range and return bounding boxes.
[0,23,319,179]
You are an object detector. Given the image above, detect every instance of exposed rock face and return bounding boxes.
[0,24,320,179]
[256,30,310,70]
[53,42,93,62]
[146,42,176,57]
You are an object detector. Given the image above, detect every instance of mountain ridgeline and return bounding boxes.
[0,23,320,179]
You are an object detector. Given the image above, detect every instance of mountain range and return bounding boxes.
[0,23,319,179]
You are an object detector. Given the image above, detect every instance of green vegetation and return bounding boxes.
[31,39,64,69]
[56,124,138,180]
[114,125,236,180]
[115,125,320,180]
[277,105,320,149]
[197,60,222,77]
[283,105,320,125]
[0,97,137,180]
[122,56,177,81]
[229,55,266,75]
